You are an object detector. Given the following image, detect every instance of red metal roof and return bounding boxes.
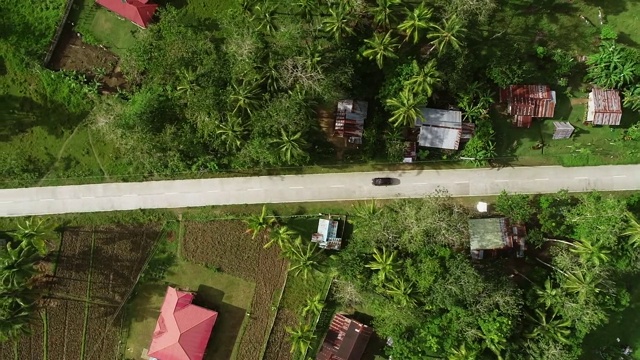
[587,88,622,125]
[95,0,158,28]
[316,314,373,360]
[500,85,556,122]
[148,287,217,360]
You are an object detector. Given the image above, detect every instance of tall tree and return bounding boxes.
[385,87,426,127]
[561,270,602,302]
[301,293,324,318]
[362,31,400,69]
[271,129,308,164]
[216,116,248,152]
[0,243,39,290]
[365,247,400,283]
[569,239,610,266]
[322,6,355,42]
[535,278,563,310]
[244,205,276,239]
[427,14,466,55]
[383,276,415,306]
[586,42,638,89]
[404,60,441,97]
[11,217,50,255]
[264,225,297,249]
[525,309,572,344]
[622,212,640,248]
[351,200,382,224]
[284,237,322,279]
[397,2,432,44]
[370,0,402,29]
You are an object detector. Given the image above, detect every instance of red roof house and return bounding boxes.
[500,85,556,128]
[317,314,373,360]
[95,0,158,28]
[148,287,217,360]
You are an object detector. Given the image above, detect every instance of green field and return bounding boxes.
[124,261,255,360]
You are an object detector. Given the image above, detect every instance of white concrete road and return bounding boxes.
[0,164,639,217]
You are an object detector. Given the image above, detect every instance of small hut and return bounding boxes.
[586,88,622,126]
[552,121,575,139]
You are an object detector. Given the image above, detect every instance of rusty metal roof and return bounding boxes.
[316,314,373,360]
[587,88,622,125]
[500,85,556,118]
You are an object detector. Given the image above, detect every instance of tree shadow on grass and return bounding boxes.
[581,0,630,16]
[195,285,247,360]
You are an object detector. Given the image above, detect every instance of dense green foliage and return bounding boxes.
[332,191,640,359]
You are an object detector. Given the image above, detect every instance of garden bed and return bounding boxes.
[182,220,288,360]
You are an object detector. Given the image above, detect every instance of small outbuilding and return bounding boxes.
[148,287,217,360]
[552,121,575,139]
[586,88,623,126]
[468,218,526,260]
[415,108,464,150]
[317,314,373,360]
[311,218,342,250]
[500,85,556,128]
[96,0,158,28]
[335,100,368,144]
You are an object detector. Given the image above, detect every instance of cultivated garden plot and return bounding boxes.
[263,308,297,360]
[183,221,288,360]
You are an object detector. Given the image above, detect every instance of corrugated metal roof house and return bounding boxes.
[468,218,526,260]
[415,108,463,150]
[335,100,368,143]
[316,314,373,360]
[311,218,342,250]
[500,85,556,128]
[586,88,622,126]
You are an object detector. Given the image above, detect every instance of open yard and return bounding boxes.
[124,261,255,360]
[182,220,289,360]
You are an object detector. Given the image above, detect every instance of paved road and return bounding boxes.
[0,164,638,217]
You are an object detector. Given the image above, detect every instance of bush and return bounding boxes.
[495,190,534,224]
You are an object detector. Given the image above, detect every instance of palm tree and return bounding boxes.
[570,239,610,266]
[240,0,257,17]
[362,31,400,69]
[216,116,248,152]
[385,87,426,128]
[448,343,479,360]
[525,309,572,344]
[397,2,432,44]
[350,200,381,224]
[296,0,318,21]
[271,129,308,164]
[322,6,355,42]
[535,278,562,310]
[365,247,399,283]
[622,86,640,111]
[244,205,276,239]
[370,0,401,29]
[301,293,324,318]
[260,58,282,93]
[287,322,315,356]
[0,296,33,342]
[252,3,278,34]
[302,42,323,72]
[622,212,640,248]
[404,60,440,97]
[175,68,200,97]
[384,276,415,306]
[284,237,322,280]
[427,14,466,55]
[229,80,261,116]
[0,243,39,290]
[12,217,49,255]
[561,269,602,302]
[264,225,297,249]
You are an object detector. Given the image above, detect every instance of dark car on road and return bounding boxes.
[372,177,393,186]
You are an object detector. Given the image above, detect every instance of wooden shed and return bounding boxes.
[586,88,622,126]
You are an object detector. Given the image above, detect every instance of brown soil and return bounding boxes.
[49,26,127,93]
[570,97,589,105]
[317,107,349,161]
[182,221,289,360]
[263,309,297,360]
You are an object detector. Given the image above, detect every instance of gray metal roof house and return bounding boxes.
[415,108,463,150]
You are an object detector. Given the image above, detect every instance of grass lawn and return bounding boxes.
[124,260,255,360]
[73,0,140,56]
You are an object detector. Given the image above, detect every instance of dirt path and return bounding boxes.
[570,98,589,105]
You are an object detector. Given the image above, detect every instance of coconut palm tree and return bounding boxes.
[362,31,400,69]
[287,322,315,356]
[370,0,401,29]
[244,205,276,239]
[259,58,282,93]
[175,68,200,97]
[252,3,278,34]
[397,2,432,44]
[622,212,640,248]
[535,278,562,310]
[296,0,319,21]
[448,343,479,360]
[271,129,308,165]
[385,87,426,128]
[284,237,322,280]
[264,225,297,249]
[525,309,572,344]
[0,295,33,342]
[365,247,399,283]
[404,59,441,97]
[301,293,324,318]
[322,6,355,42]
[350,200,381,224]
[302,42,323,72]
[0,243,39,290]
[427,14,466,55]
[622,86,640,111]
[216,116,248,152]
[384,276,415,306]
[229,80,261,116]
[570,239,610,266]
[11,217,49,255]
[561,269,602,302]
